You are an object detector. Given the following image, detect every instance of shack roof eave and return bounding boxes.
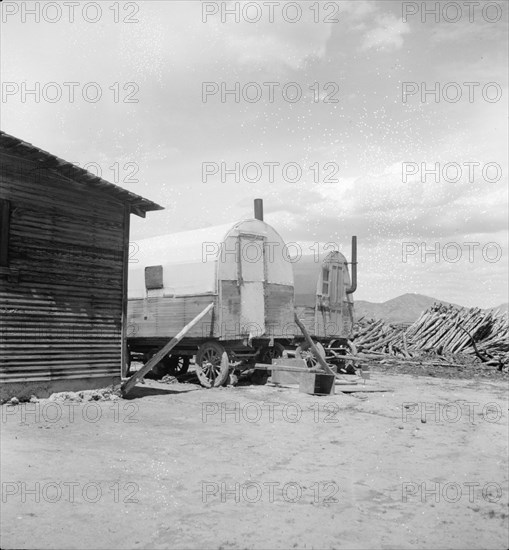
[0,131,164,217]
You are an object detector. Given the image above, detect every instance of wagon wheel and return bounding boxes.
[253,343,285,385]
[329,339,357,374]
[143,350,171,380]
[251,369,270,385]
[195,341,230,388]
[167,355,190,376]
[259,342,285,364]
[295,341,326,369]
[124,346,133,377]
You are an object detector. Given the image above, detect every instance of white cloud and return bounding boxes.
[361,14,410,51]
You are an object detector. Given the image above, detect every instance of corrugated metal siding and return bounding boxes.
[0,152,126,385]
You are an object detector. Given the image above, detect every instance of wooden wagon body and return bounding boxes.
[127,217,295,379]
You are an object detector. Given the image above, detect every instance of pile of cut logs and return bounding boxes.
[352,304,509,369]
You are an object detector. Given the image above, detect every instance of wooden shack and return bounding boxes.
[0,132,163,401]
[292,239,357,344]
[127,202,294,385]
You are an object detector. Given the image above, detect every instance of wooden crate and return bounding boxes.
[299,372,335,396]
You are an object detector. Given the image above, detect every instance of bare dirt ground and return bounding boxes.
[1,371,508,550]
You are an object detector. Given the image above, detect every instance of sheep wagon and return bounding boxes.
[290,237,358,371]
[127,203,294,386]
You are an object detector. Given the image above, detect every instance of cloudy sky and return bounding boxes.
[1,0,507,307]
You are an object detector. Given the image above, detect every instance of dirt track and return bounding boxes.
[1,372,508,550]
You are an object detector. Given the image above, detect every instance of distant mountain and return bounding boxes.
[354,293,456,324]
[355,294,508,324]
[492,303,509,315]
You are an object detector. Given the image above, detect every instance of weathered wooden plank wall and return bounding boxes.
[128,295,218,341]
[127,282,295,346]
[265,283,294,338]
[0,152,126,397]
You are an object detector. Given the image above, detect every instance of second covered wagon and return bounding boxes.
[290,237,357,370]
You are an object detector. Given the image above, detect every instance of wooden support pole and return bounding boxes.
[253,363,322,373]
[121,303,214,397]
[294,313,336,376]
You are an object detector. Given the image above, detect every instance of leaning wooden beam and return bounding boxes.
[121,303,214,397]
[294,313,336,376]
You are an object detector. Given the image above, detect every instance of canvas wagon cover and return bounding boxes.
[293,251,353,307]
[128,219,293,298]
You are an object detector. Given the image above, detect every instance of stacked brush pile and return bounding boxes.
[352,303,508,371]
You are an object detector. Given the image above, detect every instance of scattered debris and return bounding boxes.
[161,374,178,384]
[47,386,122,402]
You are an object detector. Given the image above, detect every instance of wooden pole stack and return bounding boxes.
[352,303,508,368]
